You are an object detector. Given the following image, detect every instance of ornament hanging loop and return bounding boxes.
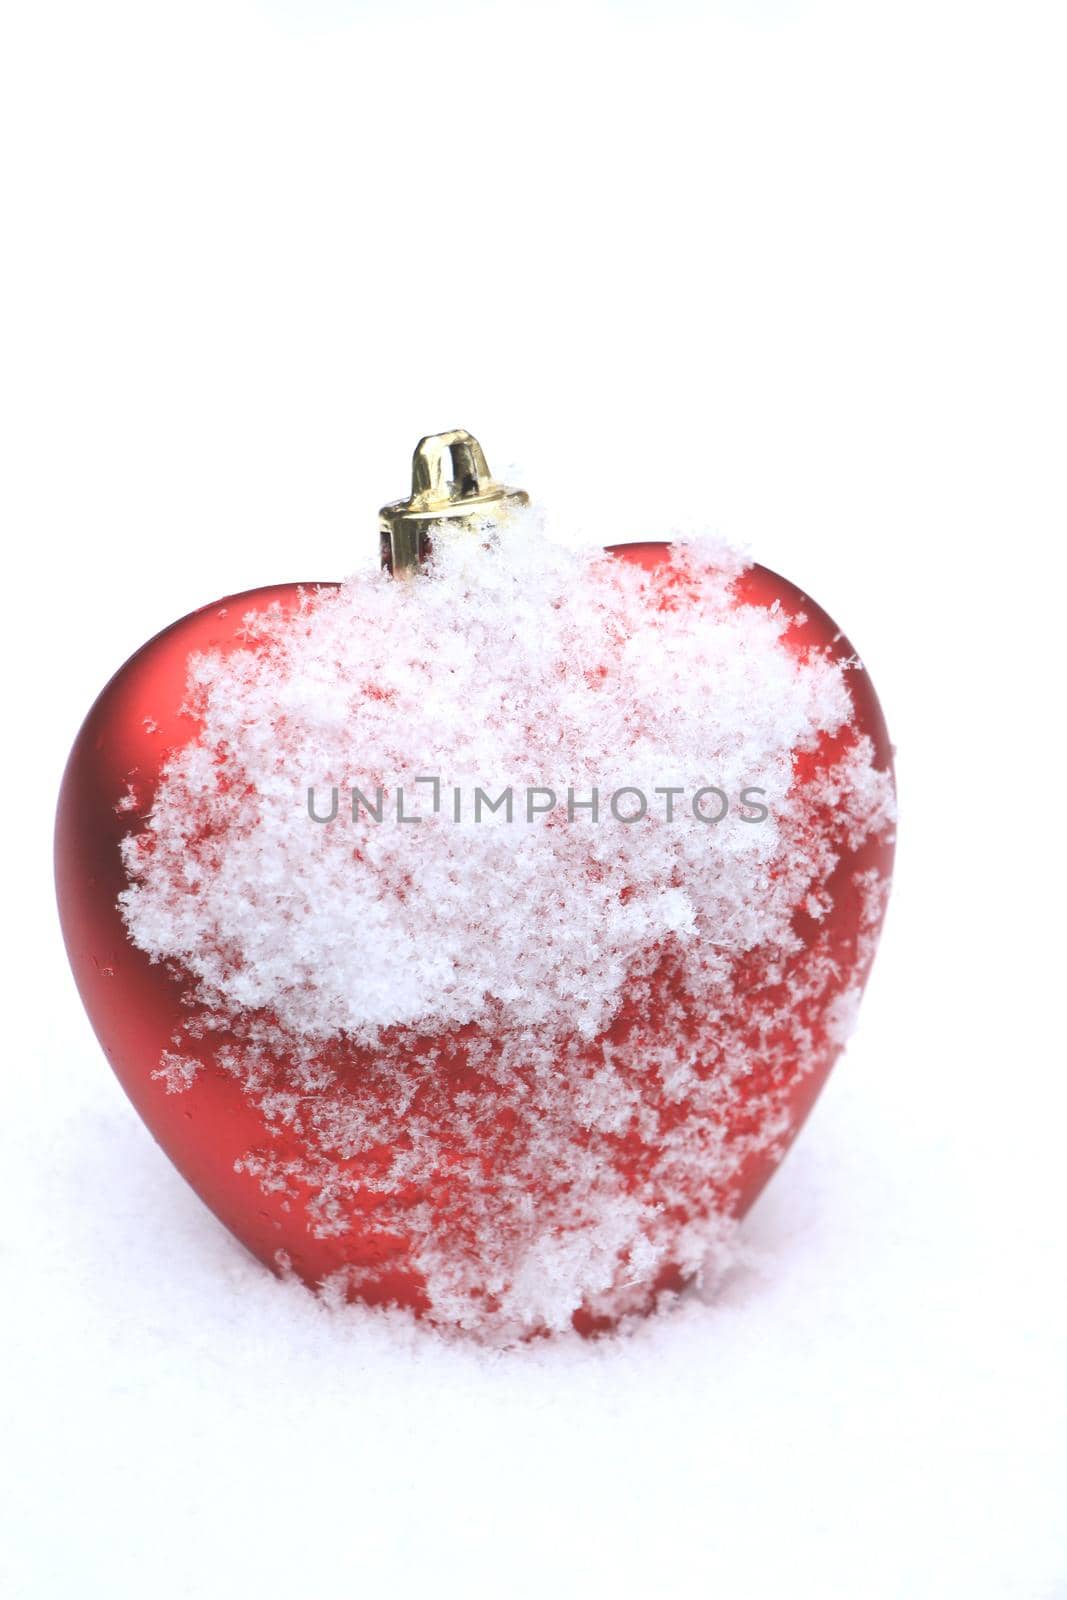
[411,430,492,502]
[379,429,529,576]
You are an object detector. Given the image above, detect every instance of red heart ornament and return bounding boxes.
[56,441,894,1339]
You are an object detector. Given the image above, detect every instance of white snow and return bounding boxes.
[116,517,894,1337]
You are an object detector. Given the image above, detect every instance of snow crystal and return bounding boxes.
[118,510,894,1339]
[150,1052,202,1094]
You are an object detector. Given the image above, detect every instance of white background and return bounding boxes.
[2,2,1065,1596]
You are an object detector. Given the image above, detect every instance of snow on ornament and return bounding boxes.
[55,429,895,1341]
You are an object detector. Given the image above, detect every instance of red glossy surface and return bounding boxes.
[55,544,894,1322]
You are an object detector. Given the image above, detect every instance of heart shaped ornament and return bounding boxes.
[56,431,895,1340]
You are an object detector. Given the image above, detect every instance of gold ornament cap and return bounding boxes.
[379,429,529,575]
